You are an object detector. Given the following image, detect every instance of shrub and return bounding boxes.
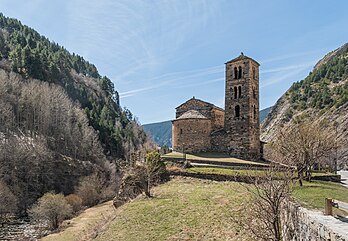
[76,173,104,207]
[29,192,72,230]
[65,194,83,213]
[0,180,18,220]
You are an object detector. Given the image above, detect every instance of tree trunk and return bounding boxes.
[308,166,312,182]
[298,171,303,186]
[144,179,151,198]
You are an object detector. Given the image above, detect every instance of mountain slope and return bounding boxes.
[0,13,151,158]
[261,43,348,165]
[0,13,153,214]
[143,121,172,147]
[144,107,272,147]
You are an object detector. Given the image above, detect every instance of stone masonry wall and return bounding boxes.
[224,57,260,161]
[211,107,224,131]
[211,129,227,152]
[281,202,348,241]
[172,118,211,153]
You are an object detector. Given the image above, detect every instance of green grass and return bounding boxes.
[292,180,348,216]
[96,177,250,241]
[162,151,267,166]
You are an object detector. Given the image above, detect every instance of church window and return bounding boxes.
[253,105,256,120]
[234,87,238,99]
[238,66,242,79]
[234,67,238,79]
[235,105,240,118]
[238,86,242,98]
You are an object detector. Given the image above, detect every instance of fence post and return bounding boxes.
[324,198,333,215]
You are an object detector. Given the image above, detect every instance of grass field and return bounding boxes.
[292,180,348,216]
[95,177,250,241]
[162,151,268,166]
[41,174,348,241]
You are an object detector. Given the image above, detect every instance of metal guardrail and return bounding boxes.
[325,198,348,215]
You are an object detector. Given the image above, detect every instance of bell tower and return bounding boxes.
[224,53,260,160]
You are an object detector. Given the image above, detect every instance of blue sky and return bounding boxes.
[1,0,348,124]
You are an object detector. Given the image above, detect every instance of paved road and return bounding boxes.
[338,170,348,188]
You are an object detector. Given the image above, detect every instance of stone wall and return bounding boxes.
[172,118,211,153]
[224,55,260,161]
[211,107,224,131]
[211,129,227,152]
[281,202,348,241]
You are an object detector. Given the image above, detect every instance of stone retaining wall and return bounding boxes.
[282,202,348,241]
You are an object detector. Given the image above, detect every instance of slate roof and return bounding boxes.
[176,110,208,120]
[175,97,224,112]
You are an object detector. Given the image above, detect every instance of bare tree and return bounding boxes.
[268,121,337,186]
[0,179,17,222]
[76,173,105,207]
[29,192,73,230]
[240,166,294,241]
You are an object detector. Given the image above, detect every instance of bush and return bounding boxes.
[29,192,72,230]
[0,180,18,220]
[65,194,83,213]
[113,151,169,207]
[76,173,104,207]
[113,165,148,207]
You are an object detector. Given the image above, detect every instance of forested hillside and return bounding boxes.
[0,13,153,215]
[261,43,348,167]
[0,13,151,158]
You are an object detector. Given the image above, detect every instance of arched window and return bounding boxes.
[238,86,242,98]
[234,67,238,79]
[235,105,240,118]
[238,66,242,79]
[253,105,256,120]
[234,86,237,99]
[252,67,256,79]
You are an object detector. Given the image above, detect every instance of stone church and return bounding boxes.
[172,53,261,161]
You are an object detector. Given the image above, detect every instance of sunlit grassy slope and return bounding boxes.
[95,177,250,241]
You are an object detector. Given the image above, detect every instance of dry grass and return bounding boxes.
[41,201,116,241]
[95,177,251,241]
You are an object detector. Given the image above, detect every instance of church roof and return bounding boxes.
[175,97,224,112]
[176,110,208,120]
[225,52,260,66]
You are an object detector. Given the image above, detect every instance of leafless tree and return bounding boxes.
[268,121,337,186]
[76,173,105,207]
[240,166,294,241]
[0,179,17,222]
[29,192,72,230]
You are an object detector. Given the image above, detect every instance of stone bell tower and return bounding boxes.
[224,53,260,161]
